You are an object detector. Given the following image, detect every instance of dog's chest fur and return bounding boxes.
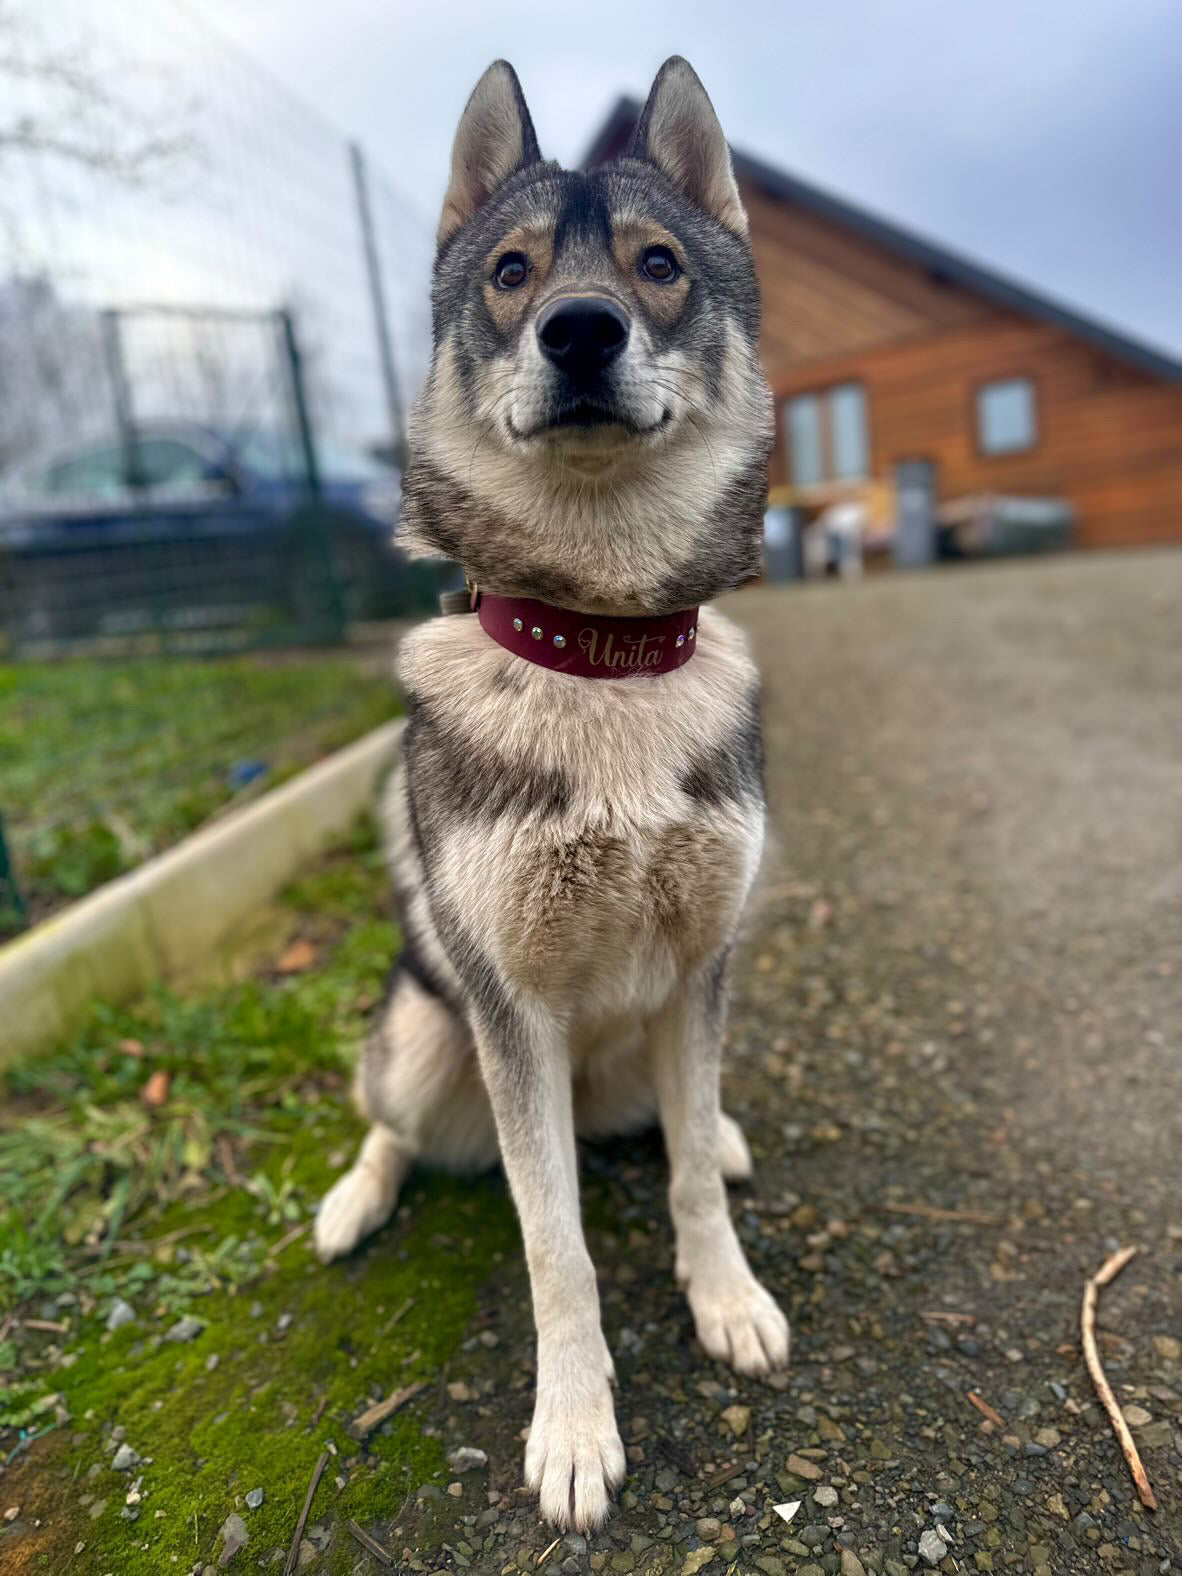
[396,605,764,1037]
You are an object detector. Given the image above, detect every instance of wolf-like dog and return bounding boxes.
[315,56,788,1531]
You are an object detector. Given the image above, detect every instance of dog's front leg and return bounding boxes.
[474,1004,624,1532]
[651,961,790,1375]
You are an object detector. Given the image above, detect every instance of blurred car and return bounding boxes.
[0,422,438,644]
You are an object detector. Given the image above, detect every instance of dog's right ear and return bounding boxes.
[437,61,542,248]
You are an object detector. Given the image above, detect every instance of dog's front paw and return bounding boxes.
[525,1344,625,1531]
[314,1163,395,1263]
[687,1272,790,1377]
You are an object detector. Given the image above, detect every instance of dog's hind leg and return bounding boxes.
[574,1037,753,1181]
[315,1123,411,1263]
[314,968,491,1262]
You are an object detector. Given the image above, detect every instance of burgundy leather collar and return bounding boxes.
[477,593,699,679]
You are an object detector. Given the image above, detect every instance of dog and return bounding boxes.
[314,55,787,1532]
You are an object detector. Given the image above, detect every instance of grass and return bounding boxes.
[0,816,518,1574]
[0,815,391,1309]
[0,651,401,930]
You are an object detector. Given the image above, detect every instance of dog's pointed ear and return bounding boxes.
[629,57,746,236]
[437,61,542,247]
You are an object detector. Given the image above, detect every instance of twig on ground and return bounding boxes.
[883,1201,1002,1226]
[1081,1244,1157,1511]
[217,1134,244,1187]
[920,1311,976,1326]
[378,1296,415,1336]
[102,1225,213,1257]
[283,1449,330,1576]
[19,1318,68,1334]
[706,1462,745,1490]
[269,1222,310,1259]
[535,1535,562,1567]
[309,1393,329,1429]
[346,1519,395,1568]
[0,1312,15,1344]
[348,1380,427,1443]
[966,1391,1005,1428]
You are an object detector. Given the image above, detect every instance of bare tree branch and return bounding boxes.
[0,1,196,188]
[0,120,191,183]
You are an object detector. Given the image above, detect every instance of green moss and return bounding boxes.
[0,814,520,1573]
[39,1173,515,1574]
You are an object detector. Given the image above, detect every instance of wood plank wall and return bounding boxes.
[744,183,1182,548]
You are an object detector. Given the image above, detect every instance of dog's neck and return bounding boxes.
[398,342,774,618]
[400,444,769,619]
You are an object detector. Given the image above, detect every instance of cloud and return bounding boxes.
[193,0,1180,352]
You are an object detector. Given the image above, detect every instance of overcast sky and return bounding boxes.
[191,0,1182,360]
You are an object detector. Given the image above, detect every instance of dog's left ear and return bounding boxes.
[629,57,746,237]
[438,60,542,247]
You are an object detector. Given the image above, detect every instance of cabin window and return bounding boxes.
[977,377,1037,454]
[785,383,869,485]
[829,383,869,480]
[786,394,824,486]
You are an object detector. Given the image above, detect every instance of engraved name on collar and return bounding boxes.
[577,627,668,670]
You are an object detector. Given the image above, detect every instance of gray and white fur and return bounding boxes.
[315,56,787,1532]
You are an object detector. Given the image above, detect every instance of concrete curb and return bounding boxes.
[0,719,403,1066]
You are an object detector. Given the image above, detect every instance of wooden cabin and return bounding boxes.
[586,102,1182,553]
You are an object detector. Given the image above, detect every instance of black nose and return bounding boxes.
[536,295,630,379]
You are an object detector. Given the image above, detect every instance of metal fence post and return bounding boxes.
[349,141,407,468]
[278,307,345,641]
[102,308,145,492]
[0,811,27,934]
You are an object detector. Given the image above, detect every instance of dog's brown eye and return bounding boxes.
[494,252,528,289]
[640,246,679,283]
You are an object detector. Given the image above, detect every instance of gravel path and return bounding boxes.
[306,556,1182,1574]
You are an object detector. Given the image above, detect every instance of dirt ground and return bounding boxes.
[5,549,1180,1576]
[387,551,1182,1576]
